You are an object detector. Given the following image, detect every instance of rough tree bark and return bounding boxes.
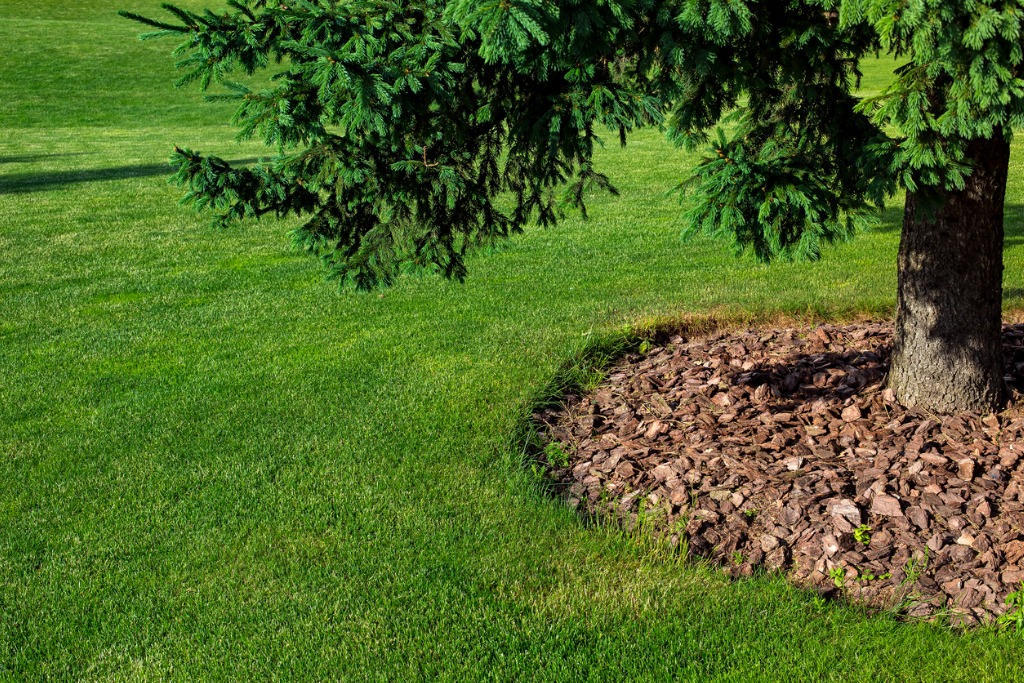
[889,134,1011,414]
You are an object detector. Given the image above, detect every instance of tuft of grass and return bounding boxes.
[853,524,872,546]
[998,584,1024,633]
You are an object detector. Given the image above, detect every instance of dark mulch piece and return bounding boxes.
[537,322,1024,626]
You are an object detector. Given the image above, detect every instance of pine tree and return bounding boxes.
[122,0,1024,415]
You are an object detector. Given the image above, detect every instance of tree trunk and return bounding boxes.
[889,135,1010,414]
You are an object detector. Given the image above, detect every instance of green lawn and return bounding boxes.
[3,3,1024,680]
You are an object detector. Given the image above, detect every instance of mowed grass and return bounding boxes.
[3,3,1024,679]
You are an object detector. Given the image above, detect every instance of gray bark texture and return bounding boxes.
[889,134,1011,414]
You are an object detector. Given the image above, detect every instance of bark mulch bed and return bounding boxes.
[536,322,1024,626]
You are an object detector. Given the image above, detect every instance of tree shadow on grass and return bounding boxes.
[0,153,91,165]
[870,203,1024,243]
[1003,205,1024,247]
[995,205,1024,308]
[1005,289,1024,309]
[865,205,903,234]
[0,158,260,195]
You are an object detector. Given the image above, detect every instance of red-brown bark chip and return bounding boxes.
[537,322,1024,626]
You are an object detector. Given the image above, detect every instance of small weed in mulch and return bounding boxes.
[537,322,1024,627]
